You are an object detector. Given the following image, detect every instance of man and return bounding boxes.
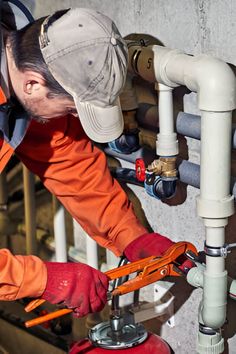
[0,7,191,317]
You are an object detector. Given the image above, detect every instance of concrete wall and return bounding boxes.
[21,1,236,353]
[23,0,236,65]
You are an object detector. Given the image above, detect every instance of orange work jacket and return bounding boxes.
[0,87,147,301]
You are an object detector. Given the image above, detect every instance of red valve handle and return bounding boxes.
[135,158,146,182]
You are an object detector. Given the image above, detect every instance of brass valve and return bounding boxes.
[147,157,178,178]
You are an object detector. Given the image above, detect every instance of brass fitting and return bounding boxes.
[147,157,178,178]
[127,42,156,83]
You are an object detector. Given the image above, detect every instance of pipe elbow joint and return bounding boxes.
[185,55,236,111]
[152,45,236,111]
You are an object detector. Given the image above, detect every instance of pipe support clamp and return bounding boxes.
[204,242,236,258]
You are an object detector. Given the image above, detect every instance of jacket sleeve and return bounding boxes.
[0,249,47,300]
[16,115,147,256]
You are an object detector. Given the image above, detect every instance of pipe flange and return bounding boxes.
[199,323,220,335]
[88,321,148,349]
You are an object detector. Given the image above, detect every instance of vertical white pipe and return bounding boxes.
[205,227,225,274]
[156,83,178,157]
[197,111,233,330]
[200,111,232,201]
[23,166,37,255]
[157,83,174,134]
[73,219,98,269]
[52,196,67,262]
[86,236,98,269]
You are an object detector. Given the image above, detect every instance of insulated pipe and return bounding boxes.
[23,166,37,255]
[178,160,200,189]
[177,112,236,149]
[176,112,201,140]
[107,147,236,201]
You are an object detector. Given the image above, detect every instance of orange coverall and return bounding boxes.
[0,91,147,301]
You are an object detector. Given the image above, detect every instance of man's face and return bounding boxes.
[21,93,78,124]
[6,46,78,123]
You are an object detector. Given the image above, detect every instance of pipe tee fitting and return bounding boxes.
[147,157,178,178]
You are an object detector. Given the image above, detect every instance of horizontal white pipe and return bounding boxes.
[152,45,236,112]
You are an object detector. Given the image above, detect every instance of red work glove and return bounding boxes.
[41,262,109,317]
[124,232,193,273]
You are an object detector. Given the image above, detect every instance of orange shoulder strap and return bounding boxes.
[0,86,14,171]
[0,86,7,105]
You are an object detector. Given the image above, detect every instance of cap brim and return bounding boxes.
[74,98,124,143]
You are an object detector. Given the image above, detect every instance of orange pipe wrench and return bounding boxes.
[24,241,197,328]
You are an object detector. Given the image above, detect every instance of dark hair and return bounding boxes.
[8,10,72,100]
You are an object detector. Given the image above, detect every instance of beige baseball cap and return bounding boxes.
[39,8,128,143]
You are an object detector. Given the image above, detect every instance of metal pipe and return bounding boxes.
[23,165,37,255]
[0,170,7,206]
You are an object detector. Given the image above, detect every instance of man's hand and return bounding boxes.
[41,262,109,317]
[124,232,193,272]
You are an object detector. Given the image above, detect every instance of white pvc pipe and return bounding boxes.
[149,45,235,337]
[73,219,98,269]
[200,111,232,202]
[53,196,67,262]
[86,236,98,269]
[157,83,174,134]
[156,83,178,156]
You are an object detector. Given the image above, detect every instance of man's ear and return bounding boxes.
[23,71,47,97]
